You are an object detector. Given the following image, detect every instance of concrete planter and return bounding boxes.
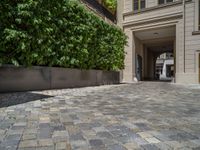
[0,65,120,92]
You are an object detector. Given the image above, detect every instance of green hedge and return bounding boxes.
[0,0,127,71]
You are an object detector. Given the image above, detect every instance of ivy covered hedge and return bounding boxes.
[0,0,127,71]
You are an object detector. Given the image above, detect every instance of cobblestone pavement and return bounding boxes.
[1,82,200,150]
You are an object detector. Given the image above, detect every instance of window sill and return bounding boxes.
[192,31,200,35]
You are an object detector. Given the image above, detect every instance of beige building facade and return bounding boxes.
[117,0,200,84]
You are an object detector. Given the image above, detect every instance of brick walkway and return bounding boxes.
[0,82,200,150]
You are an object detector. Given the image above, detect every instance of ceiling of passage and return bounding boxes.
[134,26,176,41]
[148,45,174,53]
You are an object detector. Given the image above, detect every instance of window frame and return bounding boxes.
[199,0,200,30]
[158,0,174,5]
[195,0,200,31]
[133,0,146,12]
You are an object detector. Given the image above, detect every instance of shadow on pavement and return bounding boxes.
[0,92,53,108]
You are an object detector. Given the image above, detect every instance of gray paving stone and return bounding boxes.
[155,142,172,150]
[141,144,160,150]
[89,139,104,147]
[22,134,37,140]
[13,122,26,127]
[93,127,107,133]
[5,134,21,141]
[52,124,66,131]
[70,140,87,149]
[153,133,171,141]
[4,146,18,150]
[38,128,52,139]
[18,148,36,150]
[190,139,200,146]
[107,144,127,150]
[0,145,6,150]
[39,123,50,129]
[96,131,113,139]
[55,142,70,150]
[115,135,137,144]
[134,123,151,131]
[1,82,200,149]
[0,129,6,135]
[38,139,54,147]
[36,146,54,150]
[69,132,85,141]
[7,129,24,135]
[134,137,148,145]
[124,142,141,150]
[52,131,69,142]
[0,122,13,130]
[1,140,20,147]
[18,140,37,148]
[169,132,198,141]
[192,147,200,150]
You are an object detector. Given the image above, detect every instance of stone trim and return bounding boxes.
[123,13,182,28]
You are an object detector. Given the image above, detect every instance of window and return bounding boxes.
[133,0,146,11]
[141,0,145,9]
[133,0,139,11]
[199,0,200,30]
[158,0,164,4]
[158,0,173,5]
[194,0,200,31]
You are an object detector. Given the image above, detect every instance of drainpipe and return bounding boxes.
[183,0,186,73]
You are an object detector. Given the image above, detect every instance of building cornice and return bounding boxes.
[123,12,182,28]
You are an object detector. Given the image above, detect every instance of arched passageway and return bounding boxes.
[133,26,176,82]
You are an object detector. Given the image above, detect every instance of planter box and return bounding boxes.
[0,66,120,92]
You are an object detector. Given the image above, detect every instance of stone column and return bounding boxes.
[122,28,135,82]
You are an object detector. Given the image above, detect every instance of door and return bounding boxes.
[136,55,142,81]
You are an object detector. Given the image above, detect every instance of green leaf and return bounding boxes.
[11,59,19,66]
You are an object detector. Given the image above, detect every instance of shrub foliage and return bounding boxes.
[0,0,127,70]
[103,0,117,14]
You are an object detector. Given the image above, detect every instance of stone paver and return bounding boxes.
[0,82,200,149]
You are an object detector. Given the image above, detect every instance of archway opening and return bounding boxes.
[155,52,174,81]
[134,25,176,82]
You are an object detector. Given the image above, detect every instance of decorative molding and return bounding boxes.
[123,13,182,28]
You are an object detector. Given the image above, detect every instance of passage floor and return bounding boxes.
[0,82,200,150]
